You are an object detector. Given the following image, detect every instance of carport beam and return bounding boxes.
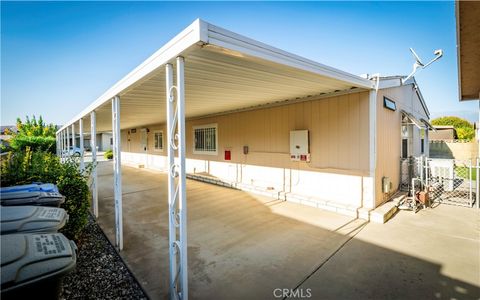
[91,111,98,218]
[79,118,84,171]
[112,96,123,251]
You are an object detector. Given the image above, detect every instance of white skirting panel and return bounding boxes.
[121,152,368,209]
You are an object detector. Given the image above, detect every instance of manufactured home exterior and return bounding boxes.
[56,20,434,296]
[119,76,430,211]
[57,19,432,215]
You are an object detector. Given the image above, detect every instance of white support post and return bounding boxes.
[71,123,76,148]
[66,126,71,155]
[58,133,61,157]
[166,57,188,300]
[166,63,176,297]
[56,133,59,156]
[79,118,85,171]
[177,56,188,300]
[112,96,123,250]
[60,131,64,159]
[364,89,377,209]
[63,130,66,159]
[90,111,98,218]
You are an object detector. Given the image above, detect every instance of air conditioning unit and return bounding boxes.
[429,159,454,191]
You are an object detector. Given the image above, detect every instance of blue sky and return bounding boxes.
[1,1,477,126]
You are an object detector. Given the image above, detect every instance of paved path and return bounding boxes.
[95,161,480,300]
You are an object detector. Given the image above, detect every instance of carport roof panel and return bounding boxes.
[58,19,373,133]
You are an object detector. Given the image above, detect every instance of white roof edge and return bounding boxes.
[205,23,373,90]
[58,18,374,134]
[57,19,205,133]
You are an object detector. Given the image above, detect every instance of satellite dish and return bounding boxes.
[403,48,443,83]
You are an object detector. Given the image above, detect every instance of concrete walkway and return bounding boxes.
[95,162,480,300]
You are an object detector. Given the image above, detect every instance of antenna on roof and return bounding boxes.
[402,48,443,84]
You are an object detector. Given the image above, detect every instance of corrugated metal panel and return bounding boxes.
[95,47,362,132]
[58,19,372,133]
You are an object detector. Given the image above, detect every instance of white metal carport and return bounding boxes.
[57,19,374,300]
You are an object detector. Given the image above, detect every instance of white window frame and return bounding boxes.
[153,130,164,152]
[193,123,218,155]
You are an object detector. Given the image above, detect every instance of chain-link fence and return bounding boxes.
[426,158,476,207]
[400,157,424,192]
[400,157,478,208]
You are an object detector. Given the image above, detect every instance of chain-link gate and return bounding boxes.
[400,157,479,208]
[426,158,477,207]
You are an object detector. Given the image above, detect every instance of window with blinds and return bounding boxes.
[154,131,163,151]
[193,124,217,155]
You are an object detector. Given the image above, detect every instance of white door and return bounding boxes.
[140,128,148,167]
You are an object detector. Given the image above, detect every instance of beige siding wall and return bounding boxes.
[375,85,429,206]
[121,91,371,207]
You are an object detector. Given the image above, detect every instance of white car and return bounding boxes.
[63,146,83,157]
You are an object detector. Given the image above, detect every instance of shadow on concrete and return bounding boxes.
[94,161,480,300]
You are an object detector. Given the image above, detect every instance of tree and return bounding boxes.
[431,116,475,141]
[9,115,58,153]
[16,115,57,137]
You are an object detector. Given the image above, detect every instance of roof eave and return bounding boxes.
[57,19,374,134]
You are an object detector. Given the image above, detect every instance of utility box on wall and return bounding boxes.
[290,130,310,162]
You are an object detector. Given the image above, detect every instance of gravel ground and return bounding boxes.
[61,215,148,300]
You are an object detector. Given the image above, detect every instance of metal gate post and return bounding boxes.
[79,118,85,171]
[166,57,188,300]
[419,156,424,188]
[91,111,98,218]
[112,96,123,250]
[476,157,479,209]
[469,159,473,207]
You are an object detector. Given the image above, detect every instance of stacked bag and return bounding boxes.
[1,183,77,300]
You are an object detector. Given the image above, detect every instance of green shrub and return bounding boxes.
[431,116,475,140]
[0,148,62,186]
[104,149,113,159]
[0,149,91,241]
[57,160,91,240]
[10,135,56,154]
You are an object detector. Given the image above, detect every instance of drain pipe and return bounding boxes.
[367,74,380,211]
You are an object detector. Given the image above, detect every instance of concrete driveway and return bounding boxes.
[96,162,480,300]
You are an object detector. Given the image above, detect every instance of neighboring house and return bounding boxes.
[76,133,112,151]
[0,135,12,148]
[429,125,457,140]
[57,19,433,216]
[0,125,17,135]
[0,126,16,149]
